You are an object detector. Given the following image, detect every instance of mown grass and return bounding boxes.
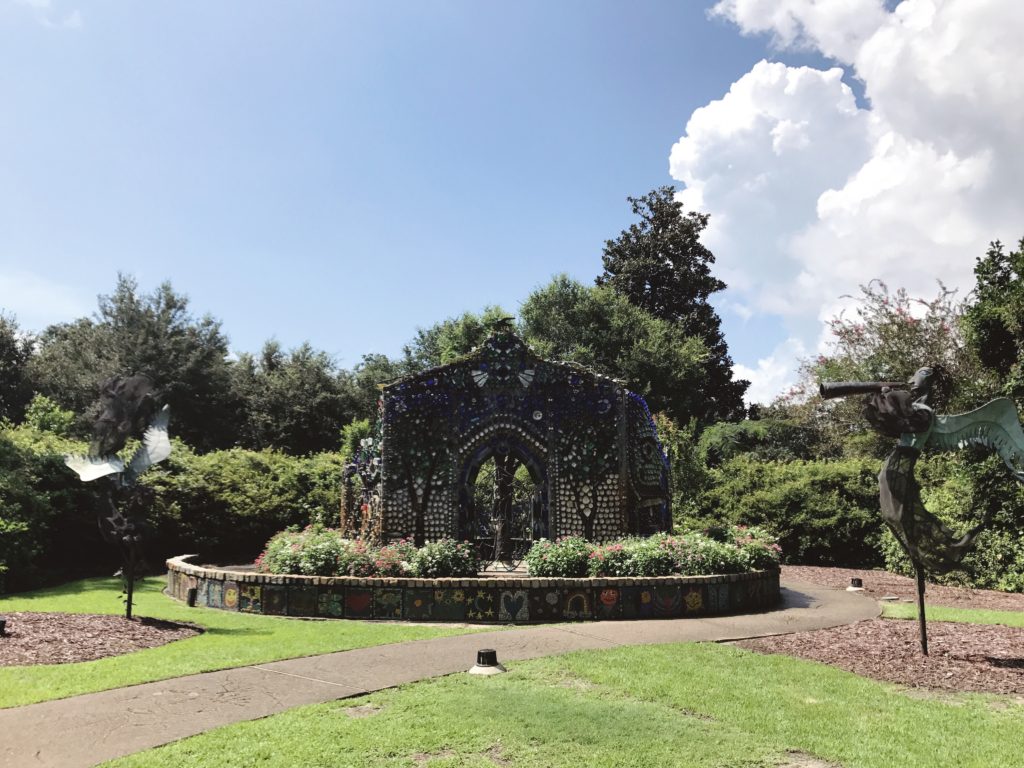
[882,602,1024,627]
[104,642,1024,768]
[0,576,485,709]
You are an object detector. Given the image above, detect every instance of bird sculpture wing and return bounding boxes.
[125,405,172,484]
[64,454,125,482]
[929,398,1024,482]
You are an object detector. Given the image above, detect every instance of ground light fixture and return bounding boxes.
[469,648,506,675]
[0,616,7,636]
[847,577,865,592]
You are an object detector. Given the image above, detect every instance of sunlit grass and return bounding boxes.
[105,642,1024,768]
[0,576,486,709]
[882,603,1024,627]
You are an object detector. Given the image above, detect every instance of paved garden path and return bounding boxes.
[0,578,878,768]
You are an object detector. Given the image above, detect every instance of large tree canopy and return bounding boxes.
[0,314,34,424]
[520,275,707,423]
[401,305,510,371]
[232,341,355,455]
[965,238,1024,403]
[597,186,748,421]
[29,275,238,449]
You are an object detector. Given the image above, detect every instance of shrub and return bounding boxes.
[588,537,676,577]
[525,536,592,577]
[690,455,882,567]
[374,538,417,577]
[410,539,479,578]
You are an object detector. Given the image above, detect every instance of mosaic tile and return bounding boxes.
[465,589,497,622]
[528,589,562,621]
[345,587,373,619]
[683,586,705,614]
[562,589,592,620]
[498,590,529,622]
[239,584,262,613]
[593,587,622,620]
[374,588,403,619]
[431,588,469,622]
[706,583,730,613]
[651,586,682,618]
[263,585,288,616]
[222,582,240,611]
[205,580,225,610]
[288,586,317,617]
[318,588,345,618]
[404,589,433,620]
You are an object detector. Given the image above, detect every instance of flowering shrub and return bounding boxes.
[409,539,479,578]
[525,536,592,577]
[258,525,351,576]
[528,525,781,577]
[374,538,417,577]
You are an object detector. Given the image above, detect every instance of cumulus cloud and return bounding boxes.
[733,336,808,405]
[673,0,1024,403]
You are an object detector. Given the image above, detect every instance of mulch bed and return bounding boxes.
[783,565,1024,612]
[0,613,200,666]
[738,566,1024,695]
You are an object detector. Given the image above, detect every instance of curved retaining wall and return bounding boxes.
[166,555,780,623]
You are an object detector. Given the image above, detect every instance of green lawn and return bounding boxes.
[0,576,485,709]
[104,642,1024,768]
[882,602,1024,627]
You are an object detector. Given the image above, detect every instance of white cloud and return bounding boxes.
[0,270,92,332]
[733,336,808,404]
[674,1,1024,403]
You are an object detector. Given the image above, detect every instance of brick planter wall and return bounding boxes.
[165,555,780,623]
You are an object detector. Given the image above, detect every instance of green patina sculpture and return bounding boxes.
[823,367,1024,654]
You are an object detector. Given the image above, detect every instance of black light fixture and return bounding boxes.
[469,648,506,675]
[0,616,7,636]
[186,587,198,607]
[850,578,863,588]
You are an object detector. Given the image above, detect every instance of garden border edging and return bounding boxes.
[166,555,780,623]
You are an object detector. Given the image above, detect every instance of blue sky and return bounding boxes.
[2,1,1020,402]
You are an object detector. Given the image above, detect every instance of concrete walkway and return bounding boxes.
[0,578,878,768]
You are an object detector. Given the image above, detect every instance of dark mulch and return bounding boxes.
[738,618,1024,695]
[783,565,1024,612]
[0,613,200,667]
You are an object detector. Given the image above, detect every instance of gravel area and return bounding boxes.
[0,613,200,666]
[783,565,1024,612]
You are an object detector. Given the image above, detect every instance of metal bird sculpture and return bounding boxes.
[821,366,1024,654]
[63,375,171,619]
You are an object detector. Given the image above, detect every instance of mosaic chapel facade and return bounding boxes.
[377,327,671,547]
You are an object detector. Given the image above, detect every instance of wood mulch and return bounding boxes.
[0,612,200,667]
[737,566,1024,695]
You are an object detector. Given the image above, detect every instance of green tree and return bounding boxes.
[965,237,1024,402]
[343,353,407,423]
[0,313,35,423]
[402,305,510,371]
[597,187,748,422]
[520,276,707,423]
[29,275,238,449]
[232,341,355,455]
[785,280,999,458]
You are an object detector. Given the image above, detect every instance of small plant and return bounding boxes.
[410,539,479,578]
[525,536,593,577]
[374,538,417,577]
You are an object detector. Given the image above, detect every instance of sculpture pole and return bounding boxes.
[913,559,928,656]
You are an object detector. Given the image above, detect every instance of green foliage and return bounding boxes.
[651,413,706,517]
[345,353,406,422]
[698,418,817,467]
[258,526,376,577]
[524,536,593,577]
[692,455,883,567]
[879,452,1024,592]
[965,237,1024,402]
[142,445,345,564]
[597,186,747,421]
[402,306,510,370]
[339,418,373,461]
[29,275,238,450]
[231,341,354,455]
[409,539,479,578]
[520,276,708,424]
[527,528,781,578]
[0,313,34,423]
[786,280,998,458]
[21,394,75,436]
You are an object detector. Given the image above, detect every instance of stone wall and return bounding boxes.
[166,555,780,623]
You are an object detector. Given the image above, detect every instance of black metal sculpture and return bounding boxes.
[64,375,171,619]
[822,367,1024,654]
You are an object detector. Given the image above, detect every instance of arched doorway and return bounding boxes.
[457,437,548,566]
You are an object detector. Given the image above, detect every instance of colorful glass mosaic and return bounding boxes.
[372,327,670,546]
